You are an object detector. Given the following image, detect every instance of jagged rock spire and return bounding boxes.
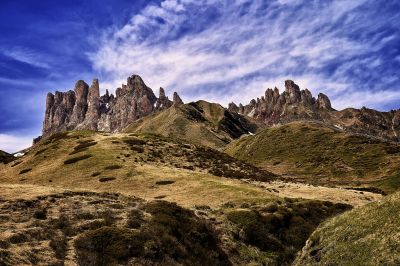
[173,92,183,106]
[42,74,184,137]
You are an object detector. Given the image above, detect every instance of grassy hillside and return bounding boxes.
[124,101,260,149]
[295,191,400,265]
[0,130,278,208]
[0,184,350,266]
[0,150,15,164]
[225,121,400,192]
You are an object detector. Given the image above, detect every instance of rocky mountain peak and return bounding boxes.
[229,80,334,124]
[173,92,184,106]
[42,74,183,137]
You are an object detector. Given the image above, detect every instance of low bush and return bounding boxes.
[74,141,97,151]
[74,227,144,266]
[19,168,32,174]
[123,138,147,146]
[155,180,175,185]
[99,177,116,182]
[104,165,123,170]
[126,209,144,229]
[64,154,92,164]
[131,145,144,153]
[49,233,68,260]
[33,209,47,220]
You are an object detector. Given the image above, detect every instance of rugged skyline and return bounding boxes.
[1,0,400,152]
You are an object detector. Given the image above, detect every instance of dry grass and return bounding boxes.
[295,191,400,265]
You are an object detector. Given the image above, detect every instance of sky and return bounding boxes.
[0,0,399,152]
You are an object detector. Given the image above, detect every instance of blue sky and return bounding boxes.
[0,0,399,152]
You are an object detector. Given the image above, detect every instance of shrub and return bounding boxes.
[19,168,32,174]
[104,165,123,170]
[74,227,144,266]
[64,154,92,164]
[91,172,101,177]
[49,234,68,260]
[126,209,144,229]
[131,145,144,153]
[73,141,97,151]
[123,138,147,146]
[99,177,116,182]
[35,148,47,156]
[33,209,47,220]
[155,180,175,185]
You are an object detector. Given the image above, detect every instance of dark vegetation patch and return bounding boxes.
[226,199,351,265]
[104,165,123,170]
[19,168,32,174]
[34,148,48,156]
[91,172,101,177]
[155,180,175,185]
[74,201,230,266]
[346,187,387,195]
[99,177,116,182]
[33,209,47,220]
[11,161,22,167]
[64,154,92,164]
[74,140,97,151]
[123,138,147,146]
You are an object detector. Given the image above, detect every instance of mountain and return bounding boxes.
[39,76,400,146]
[41,75,184,139]
[225,121,400,193]
[0,150,14,164]
[295,191,400,265]
[228,80,400,142]
[124,100,260,149]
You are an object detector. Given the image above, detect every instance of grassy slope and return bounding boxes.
[295,191,400,265]
[0,130,276,208]
[124,101,259,149]
[225,121,400,192]
[0,184,351,266]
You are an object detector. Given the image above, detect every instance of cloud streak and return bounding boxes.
[90,0,400,111]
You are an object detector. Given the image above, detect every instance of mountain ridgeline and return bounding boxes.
[39,75,400,145]
[228,80,400,142]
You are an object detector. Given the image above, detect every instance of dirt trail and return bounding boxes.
[243,180,383,207]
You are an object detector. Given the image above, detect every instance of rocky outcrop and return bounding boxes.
[42,74,183,137]
[228,80,333,124]
[228,80,400,142]
[173,92,184,106]
[155,87,173,111]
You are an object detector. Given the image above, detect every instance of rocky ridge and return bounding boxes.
[42,75,183,137]
[228,80,400,141]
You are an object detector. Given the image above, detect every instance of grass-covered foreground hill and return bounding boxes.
[124,100,260,149]
[295,191,400,265]
[225,121,400,193]
[0,184,350,265]
[0,130,278,207]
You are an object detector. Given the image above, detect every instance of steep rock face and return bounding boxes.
[228,80,331,124]
[173,91,184,106]
[42,74,183,137]
[228,80,400,141]
[155,87,173,111]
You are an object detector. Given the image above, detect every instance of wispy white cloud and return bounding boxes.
[89,0,400,110]
[0,134,33,153]
[3,46,51,69]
